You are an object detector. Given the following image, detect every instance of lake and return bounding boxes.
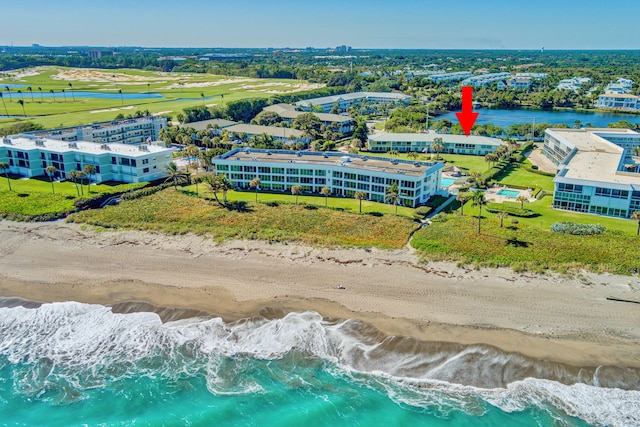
[0,90,164,100]
[437,108,640,128]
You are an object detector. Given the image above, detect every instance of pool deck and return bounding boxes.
[484,185,534,203]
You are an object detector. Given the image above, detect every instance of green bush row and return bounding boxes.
[486,203,537,217]
[550,222,606,235]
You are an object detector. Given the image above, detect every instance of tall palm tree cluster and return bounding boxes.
[483,141,519,169]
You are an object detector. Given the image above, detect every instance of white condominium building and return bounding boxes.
[543,128,640,218]
[23,116,167,145]
[0,136,172,183]
[367,132,502,156]
[262,104,355,135]
[295,92,411,113]
[596,93,639,111]
[461,73,512,87]
[214,148,445,207]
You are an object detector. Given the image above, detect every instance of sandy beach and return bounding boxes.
[0,220,639,369]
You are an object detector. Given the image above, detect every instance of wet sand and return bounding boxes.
[0,220,639,369]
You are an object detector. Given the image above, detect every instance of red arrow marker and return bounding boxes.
[455,86,479,137]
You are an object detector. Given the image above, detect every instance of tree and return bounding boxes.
[17,100,26,117]
[4,86,11,101]
[456,192,469,215]
[61,89,67,102]
[496,211,508,228]
[321,186,331,206]
[83,164,97,193]
[68,170,81,196]
[291,185,302,204]
[471,190,487,234]
[516,194,528,209]
[118,89,123,106]
[68,83,75,101]
[49,89,56,102]
[407,151,419,161]
[200,92,205,105]
[0,161,11,191]
[632,211,640,236]
[249,177,261,202]
[27,86,33,101]
[0,93,8,117]
[251,110,282,126]
[45,165,57,194]
[352,119,369,147]
[164,162,188,189]
[385,182,400,214]
[187,163,200,196]
[206,174,233,205]
[431,137,445,161]
[354,191,366,213]
[37,87,43,102]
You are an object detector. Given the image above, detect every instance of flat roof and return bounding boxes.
[25,116,164,137]
[548,128,640,185]
[598,93,639,99]
[226,124,304,139]
[264,104,354,123]
[217,149,441,178]
[1,136,171,157]
[296,91,411,107]
[186,118,237,131]
[369,132,503,146]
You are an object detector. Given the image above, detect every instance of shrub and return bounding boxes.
[263,200,279,207]
[486,203,537,217]
[550,222,606,235]
[121,183,171,201]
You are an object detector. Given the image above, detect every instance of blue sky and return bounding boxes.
[2,0,639,49]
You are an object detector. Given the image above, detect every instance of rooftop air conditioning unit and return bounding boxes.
[68,142,77,148]
[3,138,12,145]
[100,144,110,150]
[138,145,149,151]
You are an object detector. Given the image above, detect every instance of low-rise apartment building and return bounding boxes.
[295,92,411,113]
[543,128,640,218]
[0,136,172,183]
[225,124,309,145]
[213,148,445,207]
[461,73,512,87]
[367,132,503,155]
[262,104,355,135]
[23,116,167,145]
[596,93,639,111]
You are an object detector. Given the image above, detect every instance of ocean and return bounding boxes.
[0,300,638,426]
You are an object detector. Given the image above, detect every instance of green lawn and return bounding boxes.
[182,185,417,217]
[360,151,491,174]
[496,167,555,191]
[69,188,418,249]
[0,66,325,130]
[0,176,143,219]
[412,210,640,274]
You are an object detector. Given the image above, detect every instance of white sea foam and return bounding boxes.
[0,302,639,426]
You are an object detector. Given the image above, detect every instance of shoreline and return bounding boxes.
[0,220,639,369]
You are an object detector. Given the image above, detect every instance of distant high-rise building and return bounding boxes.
[88,49,102,59]
[335,45,351,52]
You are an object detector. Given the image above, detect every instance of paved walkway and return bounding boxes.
[525,148,556,173]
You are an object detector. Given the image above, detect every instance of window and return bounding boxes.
[143,167,149,173]
[112,157,117,165]
[142,159,149,164]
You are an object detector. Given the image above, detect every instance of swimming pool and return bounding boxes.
[440,177,455,187]
[497,189,520,198]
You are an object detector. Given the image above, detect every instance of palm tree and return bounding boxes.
[385,182,400,214]
[27,86,33,101]
[291,185,302,205]
[469,171,481,186]
[45,165,57,194]
[407,152,419,161]
[456,192,469,215]
[164,162,188,189]
[17,90,24,102]
[49,89,56,102]
[632,211,640,236]
[200,92,205,105]
[119,89,123,106]
[471,190,487,234]
[249,177,261,202]
[68,170,81,196]
[0,93,8,117]
[4,86,11,101]
[205,174,224,205]
[354,191,366,213]
[62,89,67,102]
[17,100,26,117]
[68,83,75,101]
[187,163,199,196]
[516,194,528,209]
[83,164,97,193]
[0,161,11,191]
[38,87,43,102]
[496,211,508,228]
[76,171,86,195]
[217,174,233,204]
[431,137,445,161]
[321,186,331,206]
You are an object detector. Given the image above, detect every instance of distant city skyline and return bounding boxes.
[2,0,639,50]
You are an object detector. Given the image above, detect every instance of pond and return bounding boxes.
[0,89,164,100]
[437,108,640,128]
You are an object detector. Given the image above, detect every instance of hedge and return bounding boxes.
[486,203,537,217]
[550,222,606,235]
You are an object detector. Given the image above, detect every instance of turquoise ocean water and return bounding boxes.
[0,301,638,426]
